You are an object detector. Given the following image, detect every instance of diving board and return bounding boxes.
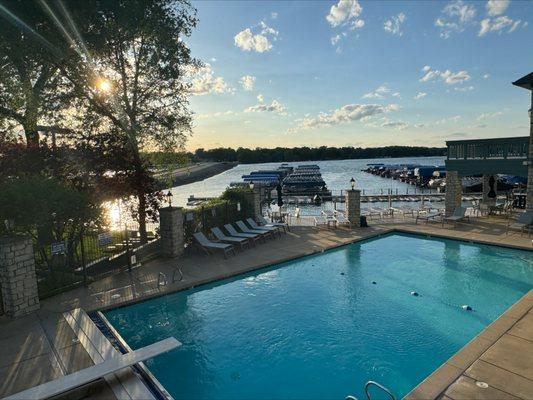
[4,337,180,400]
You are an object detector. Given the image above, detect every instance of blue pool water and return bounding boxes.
[105,233,533,399]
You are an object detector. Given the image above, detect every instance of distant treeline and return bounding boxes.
[144,146,447,166]
[194,146,446,164]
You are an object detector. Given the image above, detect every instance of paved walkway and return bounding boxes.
[0,216,531,399]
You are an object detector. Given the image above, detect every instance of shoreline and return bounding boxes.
[153,161,238,189]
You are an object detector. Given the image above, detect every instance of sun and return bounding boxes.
[97,78,111,92]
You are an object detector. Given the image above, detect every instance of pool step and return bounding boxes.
[345,380,396,400]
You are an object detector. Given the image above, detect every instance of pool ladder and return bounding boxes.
[346,381,396,400]
[157,265,184,287]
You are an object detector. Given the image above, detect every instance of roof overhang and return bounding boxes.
[512,72,533,90]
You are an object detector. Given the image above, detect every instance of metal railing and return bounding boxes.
[345,380,396,400]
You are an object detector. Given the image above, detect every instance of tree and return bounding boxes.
[56,0,199,243]
[0,1,69,148]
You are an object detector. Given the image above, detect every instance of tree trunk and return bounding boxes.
[137,191,148,244]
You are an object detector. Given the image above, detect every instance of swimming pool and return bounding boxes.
[104,233,533,399]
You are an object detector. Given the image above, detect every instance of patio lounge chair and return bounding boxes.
[246,218,282,236]
[390,207,415,218]
[193,232,235,257]
[442,206,469,226]
[506,211,533,236]
[415,210,442,224]
[334,211,351,226]
[236,220,275,239]
[314,215,328,228]
[224,224,264,244]
[257,215,289,233]
[211,227,250,249]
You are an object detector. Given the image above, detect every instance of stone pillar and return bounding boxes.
[159,207,183,258]
[345,189,361,227]
[0,236,40,318]
[445,171,462,216]
[527,91,533,212]
[252,188,261,217]
[482,174,497,206]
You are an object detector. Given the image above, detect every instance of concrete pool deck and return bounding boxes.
[0,216,532,399]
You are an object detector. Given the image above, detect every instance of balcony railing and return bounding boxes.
[446,136,529,160]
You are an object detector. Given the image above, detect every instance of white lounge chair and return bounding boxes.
[506,211,533,236]
[224,223,264,244]
[193,232,235,257]
[246,218,282,236]
[415,210,442,224]
[236,220,274,239]
[257,215,289,233]
[442,206,469,226]
[211,227,250,249]
[334,211,351,226]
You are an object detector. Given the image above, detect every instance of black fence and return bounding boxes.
[183,200,253,247]
[34,225,160,299]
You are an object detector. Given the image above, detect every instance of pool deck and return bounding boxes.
[0,216,532,399]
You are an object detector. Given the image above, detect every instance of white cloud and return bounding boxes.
[434,115,462,125]
[414,92,427,100]
[479,16,525,36]
[257,94,264,103]
[245,99,286,115]
[239,75,256,91]
[384,12,406,36]
[483,73,490,79]
[331,34,342,45]
[392,92,401,98]
[419,66,471,85]
[271,12,278,19]
[351,19,365,30]
[486,0,510,16]
[197,110,237,119]
[477,111,503,120]
[326,0,364,28]
[362,85,391,99]
[234,21,278,53]
[435,0,476,38]
[288,103,399,133]
[382,121,409,130]
[188,64,233,96]
[454,85,475,92]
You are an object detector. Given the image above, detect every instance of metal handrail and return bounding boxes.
[364,381,396,400]
[172,266,184,282]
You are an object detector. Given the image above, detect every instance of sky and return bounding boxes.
[184,0,532,151]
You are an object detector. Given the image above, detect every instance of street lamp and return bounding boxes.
[166,190,173,207]
[350,177,356,190]
[249,181,254,190]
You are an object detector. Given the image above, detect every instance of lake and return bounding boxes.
[167,156,445,207]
